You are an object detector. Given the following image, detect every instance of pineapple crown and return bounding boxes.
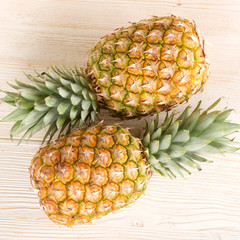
[1,67,99,143]
[141,99,240,178]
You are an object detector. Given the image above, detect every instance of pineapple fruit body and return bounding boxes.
[29,125,151,226]
[88,16,209,117]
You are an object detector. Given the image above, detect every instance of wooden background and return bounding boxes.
[0,0,240,239]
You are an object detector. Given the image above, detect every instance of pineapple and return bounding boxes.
[87,15,209,117]
[29,100,240,226]
[1,16,209,141]
[30,124,151,225]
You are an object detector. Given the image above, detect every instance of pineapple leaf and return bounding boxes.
[193,145,221,155]
[156,151,171,164]
[57,119,70,138]
[70,106,79,121]
[45,95,61,107]
[90,111,96,122]
[34,101,50,112]
[71,94,82,106]
[183,137,211,151]
[18,126,35,145]
[32,81,52,95]
[215,137,240,148]
[0,94,17,104]
[181,109,200,132]
[149,119,155,134]
[82,100,91,110]
[167,144,187,158]
[162,112,174,132]
[57,101,70,115]
[209,141,239,153]
[10,121,21,141]
[178,156,202,171]
[81,110,90,121]
[185,153,210,163]
[165,121,179,138]
[192,111,219,136]
[1,100,16,107]
[154,113,160,127]
[151,128,162,140]
[143,132,150,146]
[71,83,82,94]
[59,77,72,88]
[58,87,72,99]
[149,140,160,154]
[45,80,59,93]
[142,99,240,178]
[199,122,240,140]
[0,90,18,100]
[11,122,36,137]
[49,125,58,142]
[29,120,44,138]
[20,88,43,101]
[215,109,233,122]
[177,105,190,126]
[21,110,46,126]
[172,160,192,175]
[165,169,176,179]
[202,98,221,115]
[56,115,66,127]
[148,155,168,176]
[16,99,34,110]
[15,79,36,90]
[172,130,190,143]
[82,89,89,100]
[1,109,30,122]
[43,109,58,126]
[159,135,171,150]
[42,122,57,143]
[7,82,20,90]
[165,161,185,178]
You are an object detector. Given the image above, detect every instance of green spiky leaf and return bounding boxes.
[159,135,171,150]
[168,144,187,158]
[199,122,240,140]
[149,140,160,154]
[21,110,45,126]
[141,99,240,178]
[1,109,29,122]
[20,88,43,101]
[16,99,34,110]
[45,95,61,107]
[183,137,211,151]
[151,128,162,140]
[1,66,99,142]
[165,121,179,138]
[173,130,190,143]
[57,101,70,115]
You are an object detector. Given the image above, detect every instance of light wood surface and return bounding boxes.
[0,1,240,239]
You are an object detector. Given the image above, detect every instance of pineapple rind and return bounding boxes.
[29,124,151,226]
[87,16,210,117]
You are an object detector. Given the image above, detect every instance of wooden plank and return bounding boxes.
[0,0,240,239]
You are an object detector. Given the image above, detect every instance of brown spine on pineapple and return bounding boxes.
[29,125,151,226]
[87,15,209,118]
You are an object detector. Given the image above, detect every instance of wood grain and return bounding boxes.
[0,0,240,239]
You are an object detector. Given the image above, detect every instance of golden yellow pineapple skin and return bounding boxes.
[29,125,151,226]
[87,16,209,117]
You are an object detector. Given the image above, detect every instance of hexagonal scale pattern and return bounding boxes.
[29,125,151,226]
[87,16,209,117]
